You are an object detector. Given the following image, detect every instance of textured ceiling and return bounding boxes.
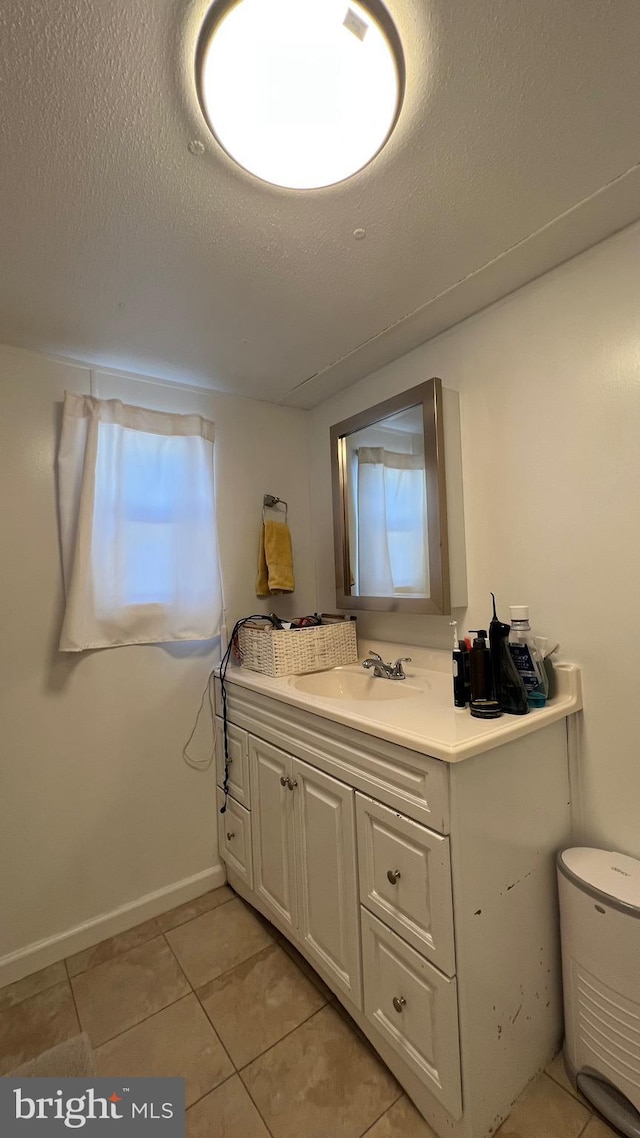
[1,0,639,408]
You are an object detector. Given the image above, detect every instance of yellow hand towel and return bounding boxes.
[256,520,295,596]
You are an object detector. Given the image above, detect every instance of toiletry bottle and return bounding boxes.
[468,630,502,718]
[534,636,556,700]
[450,620,469,708]
[489,594,529,715]
[462,640,471,705]
[509,606,547,706]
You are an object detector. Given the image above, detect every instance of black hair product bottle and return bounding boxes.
[469,630,502,719]
[489,593,529,715]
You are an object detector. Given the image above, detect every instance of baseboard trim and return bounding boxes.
[0,865,227,988]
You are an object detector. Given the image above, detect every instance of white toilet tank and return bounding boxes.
[558,847,640,1137]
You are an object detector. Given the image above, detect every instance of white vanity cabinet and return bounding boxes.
[218,727,363,1004]
[214,670,577,1138]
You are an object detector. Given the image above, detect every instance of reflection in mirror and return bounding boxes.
[345,404,428,597]
[330,378,451,615]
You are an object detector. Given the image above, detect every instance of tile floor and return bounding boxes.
[0,885,619,1137]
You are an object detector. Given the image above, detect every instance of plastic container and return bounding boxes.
[558,847,640,1134]
[509,606,548,706]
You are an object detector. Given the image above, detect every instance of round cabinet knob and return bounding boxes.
[392,996,406,1013]
[287,777,298,790]
[226,831,235,841]
[280,775,288,787]
[386,869,401,885]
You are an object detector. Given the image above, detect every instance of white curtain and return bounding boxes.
[58,392,222,651]
[356,447,429,597]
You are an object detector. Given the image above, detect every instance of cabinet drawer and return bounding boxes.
[215,718,250,808]
[362,910,462,1120]
[217,790,253,889]
[356,794,455,976]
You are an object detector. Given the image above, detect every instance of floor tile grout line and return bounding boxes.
[76,924,275,1054]
[538,1070,597,1130]
[580,1105,600,1135]
[159,893,236,937]
[184,1070,237,1115]
[63,958,83,1038]
[185,984,237,1081]
[90,992,198,1053]
[64,920,164,981]
[237,1073,278,1138]
[67,934,194,1050]
[196,972,327,1068]
[358,1088,405,1137]
[65,929,170,985]
[235,1000,394,1138]
[0,964,81,1072]
[191,938,283,1001]
[541,1068,590,1108]
[160,930,196,995]
[30,890,236,987]
[183,1070,276,1138]
[40,889,243,1003]
[545,1059,590,1109]
[235,1002,336,1075]
[0,968,70,1015]
[577,1115,595,1136]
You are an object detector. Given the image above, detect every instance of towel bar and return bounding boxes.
[263,493,288,522]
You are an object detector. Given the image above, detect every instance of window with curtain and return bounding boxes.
[355,447,429,597]
[57,392,223,651]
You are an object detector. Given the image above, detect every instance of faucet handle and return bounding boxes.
[392,657,412,678]
[365,650,384,662]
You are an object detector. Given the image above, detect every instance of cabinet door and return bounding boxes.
[292,757,362,1008]
[215,719,250,808]
[249,737,297,934]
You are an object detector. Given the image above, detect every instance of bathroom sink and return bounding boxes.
[291,669,422,701]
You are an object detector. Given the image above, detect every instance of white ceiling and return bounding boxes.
[1,0,639,409]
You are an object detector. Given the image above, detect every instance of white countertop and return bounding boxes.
[218,641,582,763]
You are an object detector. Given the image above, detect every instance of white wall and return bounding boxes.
[0,345,314,979]
[4,216,640,976]
[311,220,640,859]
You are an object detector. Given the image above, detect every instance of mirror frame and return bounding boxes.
[330,377,450,614]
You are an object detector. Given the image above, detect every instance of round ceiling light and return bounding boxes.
[197,0,404,190]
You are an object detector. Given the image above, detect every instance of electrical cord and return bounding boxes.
[182,614,277,810]
[218,615,277,813]
[182,671,216,771]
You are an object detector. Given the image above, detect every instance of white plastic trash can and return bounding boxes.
[558,847,640,1138]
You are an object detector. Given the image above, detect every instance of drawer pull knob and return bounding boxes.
[280,775,288,787]
[287,777,298,790]
[226,831,235,841]
[387,869,401,885]
[392,996,406,1013]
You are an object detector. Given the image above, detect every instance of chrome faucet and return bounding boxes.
[362,651,412,680]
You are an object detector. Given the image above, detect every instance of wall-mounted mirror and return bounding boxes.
[330,377,451,614]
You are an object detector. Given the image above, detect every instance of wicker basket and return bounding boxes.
[237,621,358,677]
